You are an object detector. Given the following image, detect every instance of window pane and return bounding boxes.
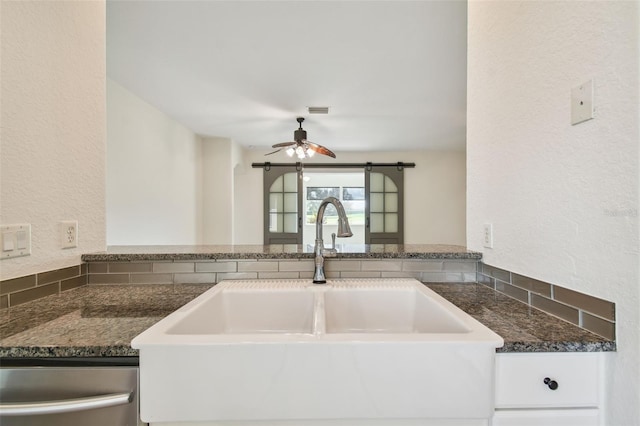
[370,172,384,192]
[269,213,283,233]
[269,193,283,213]
[370,213,384,232]
[385,213,398,232]
[370,193,384,212]
[284,213,298,233]
[270,176,283,192]
[284,172,297,192]
[385,176,398,192]
[284,193,297,213]
[385,193,398,213]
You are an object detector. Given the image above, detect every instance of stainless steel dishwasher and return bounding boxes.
[0,364,144,426]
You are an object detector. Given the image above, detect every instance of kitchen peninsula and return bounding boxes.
[0,244,614,360]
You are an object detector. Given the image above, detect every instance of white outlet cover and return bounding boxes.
[571,79,594,125]
[60,220,78,249]
[483,223,493,249]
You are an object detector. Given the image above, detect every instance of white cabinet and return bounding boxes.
[492,353,604,426]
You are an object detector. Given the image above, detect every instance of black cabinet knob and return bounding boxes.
[544,377,559,390]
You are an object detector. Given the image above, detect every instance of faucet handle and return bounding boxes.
[331,233,336,250]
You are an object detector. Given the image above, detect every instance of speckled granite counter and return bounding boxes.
[0,284,212,359]
[0,281,613,360]
[426,283,614,352]
[82,244,482,262]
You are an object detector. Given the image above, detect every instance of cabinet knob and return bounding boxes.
[544,377,559,390]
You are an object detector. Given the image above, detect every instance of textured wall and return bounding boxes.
[1,2,106,280]
[107,79,203,245]
[467,1,639,424]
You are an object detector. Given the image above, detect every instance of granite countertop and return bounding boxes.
[0,281,614,359]
[81,244,482,262]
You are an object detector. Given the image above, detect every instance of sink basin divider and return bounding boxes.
[312,291,326,335]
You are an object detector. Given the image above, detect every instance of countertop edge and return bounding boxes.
[81,252,482,262]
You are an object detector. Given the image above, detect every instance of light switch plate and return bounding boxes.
[1,224,31,259]
[571,79,594,125]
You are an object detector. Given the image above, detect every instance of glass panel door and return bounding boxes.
[365,167,404,244]
[263,167,302,244]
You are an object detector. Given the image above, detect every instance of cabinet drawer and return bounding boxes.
[495,353,600,408]
[492,408,599,426]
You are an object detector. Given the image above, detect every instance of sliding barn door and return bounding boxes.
[263,166,302,244]
[365,166,404,244]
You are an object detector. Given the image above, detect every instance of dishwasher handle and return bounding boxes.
[0,392,133,416]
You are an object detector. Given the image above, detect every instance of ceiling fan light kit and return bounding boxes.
[266,117,336,159]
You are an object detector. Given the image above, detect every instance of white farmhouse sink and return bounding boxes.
[132,278,503,424]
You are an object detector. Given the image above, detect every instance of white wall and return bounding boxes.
[107,79,202,245]
[234,149,467,246]
[467,2,639,424]
[201,137,235,245]
[0,1,106,280]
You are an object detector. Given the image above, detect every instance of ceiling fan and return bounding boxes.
[266,117,336,159]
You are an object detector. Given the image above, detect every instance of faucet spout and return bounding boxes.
[313,197,353,284]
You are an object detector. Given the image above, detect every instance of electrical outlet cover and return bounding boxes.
[571,79,595,125]
[60,220,78,249]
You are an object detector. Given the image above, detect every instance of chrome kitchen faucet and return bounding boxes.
[312,196,353,284]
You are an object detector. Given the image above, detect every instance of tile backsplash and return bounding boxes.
[86,259,478,285]
[478,263,615,340]
[0,258,617,344]
[0,264,87,308]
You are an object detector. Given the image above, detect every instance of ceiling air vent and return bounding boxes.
[308,106,329,114]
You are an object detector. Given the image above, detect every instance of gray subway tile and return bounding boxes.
[88,274,130,284]
[482,264,511,283]
[402,260,443,272]
[109,262,153,273]
[495,279,529,303]
[511,273,552,297]
[476,273,495,289]
[381,271,422,279]
[88,263,108,274]
[238,261,279,272]
[1,274,36,295]
[463,272,476,283]
[531,294,579,325]
[81,263,88,275]
[421,272,446,282]
[216,272,258,281]
[325,260,361,272]
[278,260,314,272]
[61,275,87,292]
[38,266,80,285]
[582,312,616,340]
[196,261,237,273]
[153,262,195,273]
[553,286,615,321]
[130,273,174,284]
[1,295,8,309]
[339,271,382,279]
[173,273,216,284]
[361,260,402,272]
[257,272,300,279]
[445,272,465,282]
[9,283,59,306]
[443,261,477,273]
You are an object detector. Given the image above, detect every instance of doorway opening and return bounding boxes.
[302,171,365,248]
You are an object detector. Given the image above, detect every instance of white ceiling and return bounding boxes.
[106,1,467,153]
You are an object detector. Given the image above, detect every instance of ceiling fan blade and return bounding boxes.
[265,148,284,156]
[271,141,297,148]
[307,142,336,158]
